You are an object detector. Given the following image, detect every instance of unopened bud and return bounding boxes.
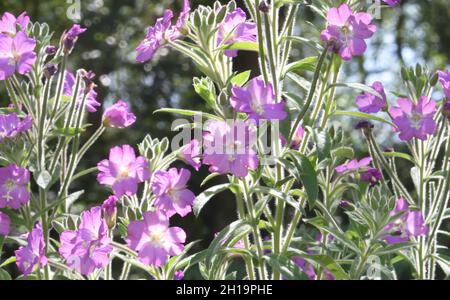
[259,1,270,13]
[44,64,58,78]
[45,45,57,55]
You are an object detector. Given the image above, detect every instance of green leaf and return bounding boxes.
[224,41,259,52]
[332,146,354,160]
[333,110,395,127]
[0,268,11,280]
[383,151,415,164]
[35,170,52,189]
[53,126,84,137]
[193,77,216,108]
[312,128,331,162]
[303,254,350,280]
[230,70,251,86]
[264,254,309,280]
[288,152,319,208]
[193,183,233,217]
[285,56,318,75]
[253,186,305,215]
[0,256,16,268]
[330,82,384,99]
[374,242,416,255]
[153,108,222,121]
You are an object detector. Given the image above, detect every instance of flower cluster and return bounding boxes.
[0,164,30,210]
[0,113,32,141]
[336,157,382,186]
[383,198,428,244]
[59,207,113,275]
[15,223,47,277]
[97,145,150,197]
[0,12,36,80]
[321,4,376,61]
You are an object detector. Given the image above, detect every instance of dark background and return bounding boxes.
[0,0,448,279]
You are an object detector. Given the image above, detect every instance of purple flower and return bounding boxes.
[102,100,136,128]
[0,211,10,235]
[59,207,113,276]
[136,0,191,63]
[217,8,257,57]
[102,195,118,229]
[356,81,387,113]
[335,157,372,173]
[203,120,259,177]
[383,0,401,7]
[437,70,450,99]
[63,24,86,52]
[390,96,437,141]
[383,198,429,244]
[97,145,150,197]
[0,164,30,210]
[0,113,32,141]
[180,139,201,171]
[63,71,101,113]
[15,223,47,277]
[320,4,376,61]
[292,257,317,280]
[0,31,36,80]
[361,167,382,186]
[0,12,30,36]
[174,270,185,280]
[231,77,287,122]
[126,211,186,267]
[280,122,305,150]
[152,168,195,218]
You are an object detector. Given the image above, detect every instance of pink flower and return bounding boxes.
[102,195,119,229]
[335,157,372,173]
[97,145,150,197]
[59,207,113,276]
[217,8,257,57]
[136,0,190,63]
[126,211,186,267]
[356,81,387,113]
[280,122,305,150]
[389,96,437,141]
[152,168,195,217]
[63,71,101,113]
[0,211,10,235]
[0,164,30,210]
[0,113,32,141]
[383,198,429,244]
[437,70,450,99]
[383,0,401,7]
[102,100,136,128]
[203,120,259,177]
[15,223,47,277]
[320,4,376,61]
[231,77,287,122]
[0,31,36,80]
[180,139,201,171]
[0,12,30,37]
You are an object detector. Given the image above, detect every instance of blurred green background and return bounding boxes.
[0,0,448,279]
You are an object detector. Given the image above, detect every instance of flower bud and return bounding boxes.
[355,120,374,137]
[259,1,270,13]
[45,45,57,55]
[443,102,450,122]
[339,200,351,210]
[429,72,439,87]
[44,64,58,78]
[102,196,118,229]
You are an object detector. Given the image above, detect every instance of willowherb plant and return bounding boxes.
[0,0,448,281]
